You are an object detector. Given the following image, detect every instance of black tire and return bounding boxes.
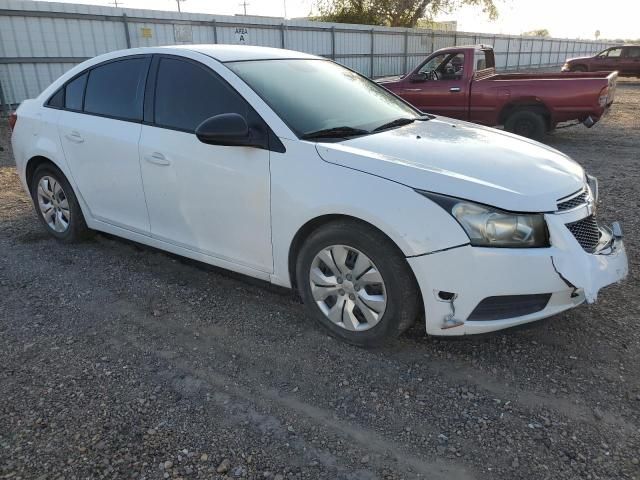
[296,220,420,347]
[571,65,587,72]
[504,110,547,141]
[30,163,92,242]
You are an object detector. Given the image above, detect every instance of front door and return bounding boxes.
[594,47,624,72]
[138,56,272,272]
[58,56,151,233]
[397,52,468,119]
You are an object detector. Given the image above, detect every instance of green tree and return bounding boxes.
[522,28,550,37]
[314,0,499,28]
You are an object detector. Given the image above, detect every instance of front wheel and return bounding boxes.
[296,220,420,347]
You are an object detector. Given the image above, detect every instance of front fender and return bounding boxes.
[269,139,469,288]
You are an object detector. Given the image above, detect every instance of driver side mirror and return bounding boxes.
[195,113,266,148]
[408,72,428,82]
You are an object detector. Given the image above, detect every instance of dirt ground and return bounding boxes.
[0,80,639,480]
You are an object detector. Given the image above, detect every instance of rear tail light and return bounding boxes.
[8,111,17,132]
[598,86,609,107]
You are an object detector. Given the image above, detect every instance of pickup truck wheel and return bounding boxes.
[504,110,546,141]
[296,220,419,347]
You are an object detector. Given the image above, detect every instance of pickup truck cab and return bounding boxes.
[563,45,640,76]
[378,45,617,140]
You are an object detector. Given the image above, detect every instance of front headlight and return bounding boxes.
[419,192,549,248]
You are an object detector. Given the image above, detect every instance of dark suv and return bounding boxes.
[562,45,640,77]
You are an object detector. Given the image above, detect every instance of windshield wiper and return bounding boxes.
[372,115,430,133]
[301,126,370,140]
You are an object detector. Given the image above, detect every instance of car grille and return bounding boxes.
[557,190,588,211]
[566,215,601,253]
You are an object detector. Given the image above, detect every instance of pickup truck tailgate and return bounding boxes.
[602,72,617,107]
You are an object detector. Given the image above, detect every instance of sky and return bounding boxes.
[42,0,639,40]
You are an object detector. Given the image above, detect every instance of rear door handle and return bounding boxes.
[450,87,461,93]
[65,131,84,143]
[144,152,171,166]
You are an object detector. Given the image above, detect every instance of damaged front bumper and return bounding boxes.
[408,214,628,336]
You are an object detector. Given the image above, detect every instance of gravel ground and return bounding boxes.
[0,79,639,480]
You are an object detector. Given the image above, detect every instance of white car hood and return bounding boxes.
[315,118,585,212]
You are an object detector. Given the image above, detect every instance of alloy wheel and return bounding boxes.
[37,176,70,233]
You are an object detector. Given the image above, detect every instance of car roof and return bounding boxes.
[157,44,322,62]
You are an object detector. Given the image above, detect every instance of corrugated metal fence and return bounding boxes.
[0,0,615,111]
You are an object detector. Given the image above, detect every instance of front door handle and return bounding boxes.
[144,152,171,166]
[65,131,84,143]
[449,87,461,93]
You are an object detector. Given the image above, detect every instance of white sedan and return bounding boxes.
[9,45,628,346]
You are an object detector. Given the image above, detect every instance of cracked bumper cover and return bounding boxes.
[408,215,628,336]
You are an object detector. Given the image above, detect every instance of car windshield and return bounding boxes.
[226,59,420,139]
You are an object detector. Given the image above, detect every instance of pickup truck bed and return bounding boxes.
[378,46,617,139]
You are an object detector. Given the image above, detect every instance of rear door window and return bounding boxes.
[153,57,250,132]
[625,47,640,58]
[64,73,87,111]
[84,57,149,121]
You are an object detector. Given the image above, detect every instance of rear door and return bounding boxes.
[57,56,151,233]
[398,51,468,118]
[622,46,640,75]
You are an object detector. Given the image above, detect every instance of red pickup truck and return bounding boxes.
[378,45,617,140]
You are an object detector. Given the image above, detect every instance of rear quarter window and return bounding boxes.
[47,87,64,108]
[64,73,87,111]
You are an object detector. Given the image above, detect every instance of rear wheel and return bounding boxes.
[296,220,420,347]
[504,110,547,141]
[30,164,92,242]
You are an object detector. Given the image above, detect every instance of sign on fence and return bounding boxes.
[235,27,249,44]
[174,24,193,43]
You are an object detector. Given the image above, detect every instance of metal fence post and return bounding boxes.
[538,38,543,68]
[330,26,335,60]
[370,28,374,77]
[505,36,511,70]
[122,13,131,48]
[430,30,435,54]
[403,29,409,73]
[516,35,523,70]
[280,23,285,49]
[212,19,217,44]
[0,80,7,117]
